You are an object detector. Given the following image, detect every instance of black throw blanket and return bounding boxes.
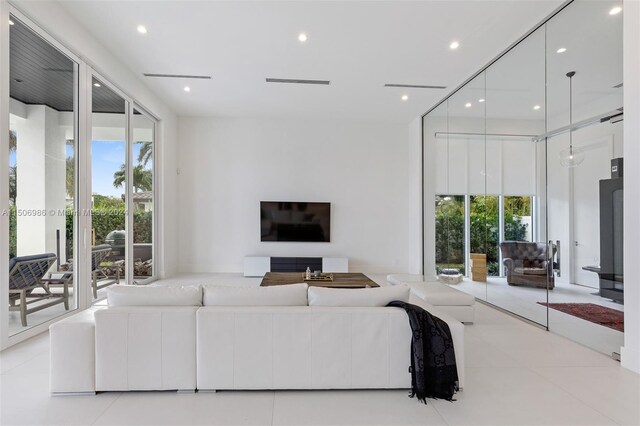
[387,301,459,403]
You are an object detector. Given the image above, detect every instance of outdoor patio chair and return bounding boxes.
[92,244,119,298]
[9,253,70,327]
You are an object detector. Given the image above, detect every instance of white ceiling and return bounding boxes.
[57,0,565,123]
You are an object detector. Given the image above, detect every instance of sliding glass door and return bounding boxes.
[7,15,79,335]
[90,77,128,299]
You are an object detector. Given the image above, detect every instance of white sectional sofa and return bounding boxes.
[50,284,465,394]
[387,274,476,324]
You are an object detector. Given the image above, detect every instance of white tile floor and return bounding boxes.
[1,296,639,425]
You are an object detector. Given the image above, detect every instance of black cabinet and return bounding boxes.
[270,257,322,272]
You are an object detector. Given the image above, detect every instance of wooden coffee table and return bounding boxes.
[260,272,379,288]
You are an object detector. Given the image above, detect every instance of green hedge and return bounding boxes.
[64,208,152,258]
[8,206,151,260]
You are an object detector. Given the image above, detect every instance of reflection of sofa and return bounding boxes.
[499,242,554,289]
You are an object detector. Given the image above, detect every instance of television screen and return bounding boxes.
[260,202,330,242]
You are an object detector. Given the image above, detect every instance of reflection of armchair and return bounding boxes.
[9,253,69,326]
[92,244,119,298]
[499,241,554,289]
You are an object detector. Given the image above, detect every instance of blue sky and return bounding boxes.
[10,140,149,198]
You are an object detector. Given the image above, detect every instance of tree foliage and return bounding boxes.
[436,195,530,276]
[113,163,153,192]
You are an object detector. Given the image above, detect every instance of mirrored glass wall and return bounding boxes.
[423,0,624,357]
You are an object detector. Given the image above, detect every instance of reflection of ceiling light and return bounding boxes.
[137,25,147,34]
[478,98,485,103]
[401,94,409,101]
[9,19,14,25]
[298,33,308,42]
[609,6,622,15]
[184,86,191,92]
[533,105,541,110]
[557,47,567,53]
[465,102,471,108]
[93,82,101,87]
[449,41,460,50]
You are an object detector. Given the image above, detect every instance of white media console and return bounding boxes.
[244,256,348,277]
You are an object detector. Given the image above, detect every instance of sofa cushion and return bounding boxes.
[203,283,308,306]
[513,267,546,276]
[107,285,202,307]
[308,285,410,307]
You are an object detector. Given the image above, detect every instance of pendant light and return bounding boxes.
[559,71,584,167]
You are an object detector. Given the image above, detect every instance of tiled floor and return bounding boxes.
[1,299,638,425]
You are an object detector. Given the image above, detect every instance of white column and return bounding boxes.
[15,105,67,261]
[621,0,640,374]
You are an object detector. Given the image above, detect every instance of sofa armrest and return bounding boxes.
[50,307,103,394]
[503,257,514,272]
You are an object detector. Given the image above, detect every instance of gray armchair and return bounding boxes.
[499,241,554,289]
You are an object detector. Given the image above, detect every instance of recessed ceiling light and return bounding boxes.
[93,82,101,87]
[9,19,14,26]
[478,98,485,103]
[557,47,567,53]
[183,86,191,92]
[401,94,409,101]
[465,102,472,108]
[609,6,622,15]
[137,25,147,34]
[450,41,460,50]
[298,33,308,42]
[533,105,541,110]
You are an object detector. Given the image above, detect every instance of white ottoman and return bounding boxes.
[404,281,475,324]
[386,274,424,286]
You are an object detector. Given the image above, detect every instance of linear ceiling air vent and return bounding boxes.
[143,73,212,79]
[266,78,330,85]
[384,83,446,89]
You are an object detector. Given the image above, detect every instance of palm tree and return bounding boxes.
[113,163,152,192]
[137,141,152,166]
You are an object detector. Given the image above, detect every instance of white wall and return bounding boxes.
[621,0,640,374]
[177,117,410,274]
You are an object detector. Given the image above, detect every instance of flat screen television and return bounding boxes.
[260,201,330,242]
